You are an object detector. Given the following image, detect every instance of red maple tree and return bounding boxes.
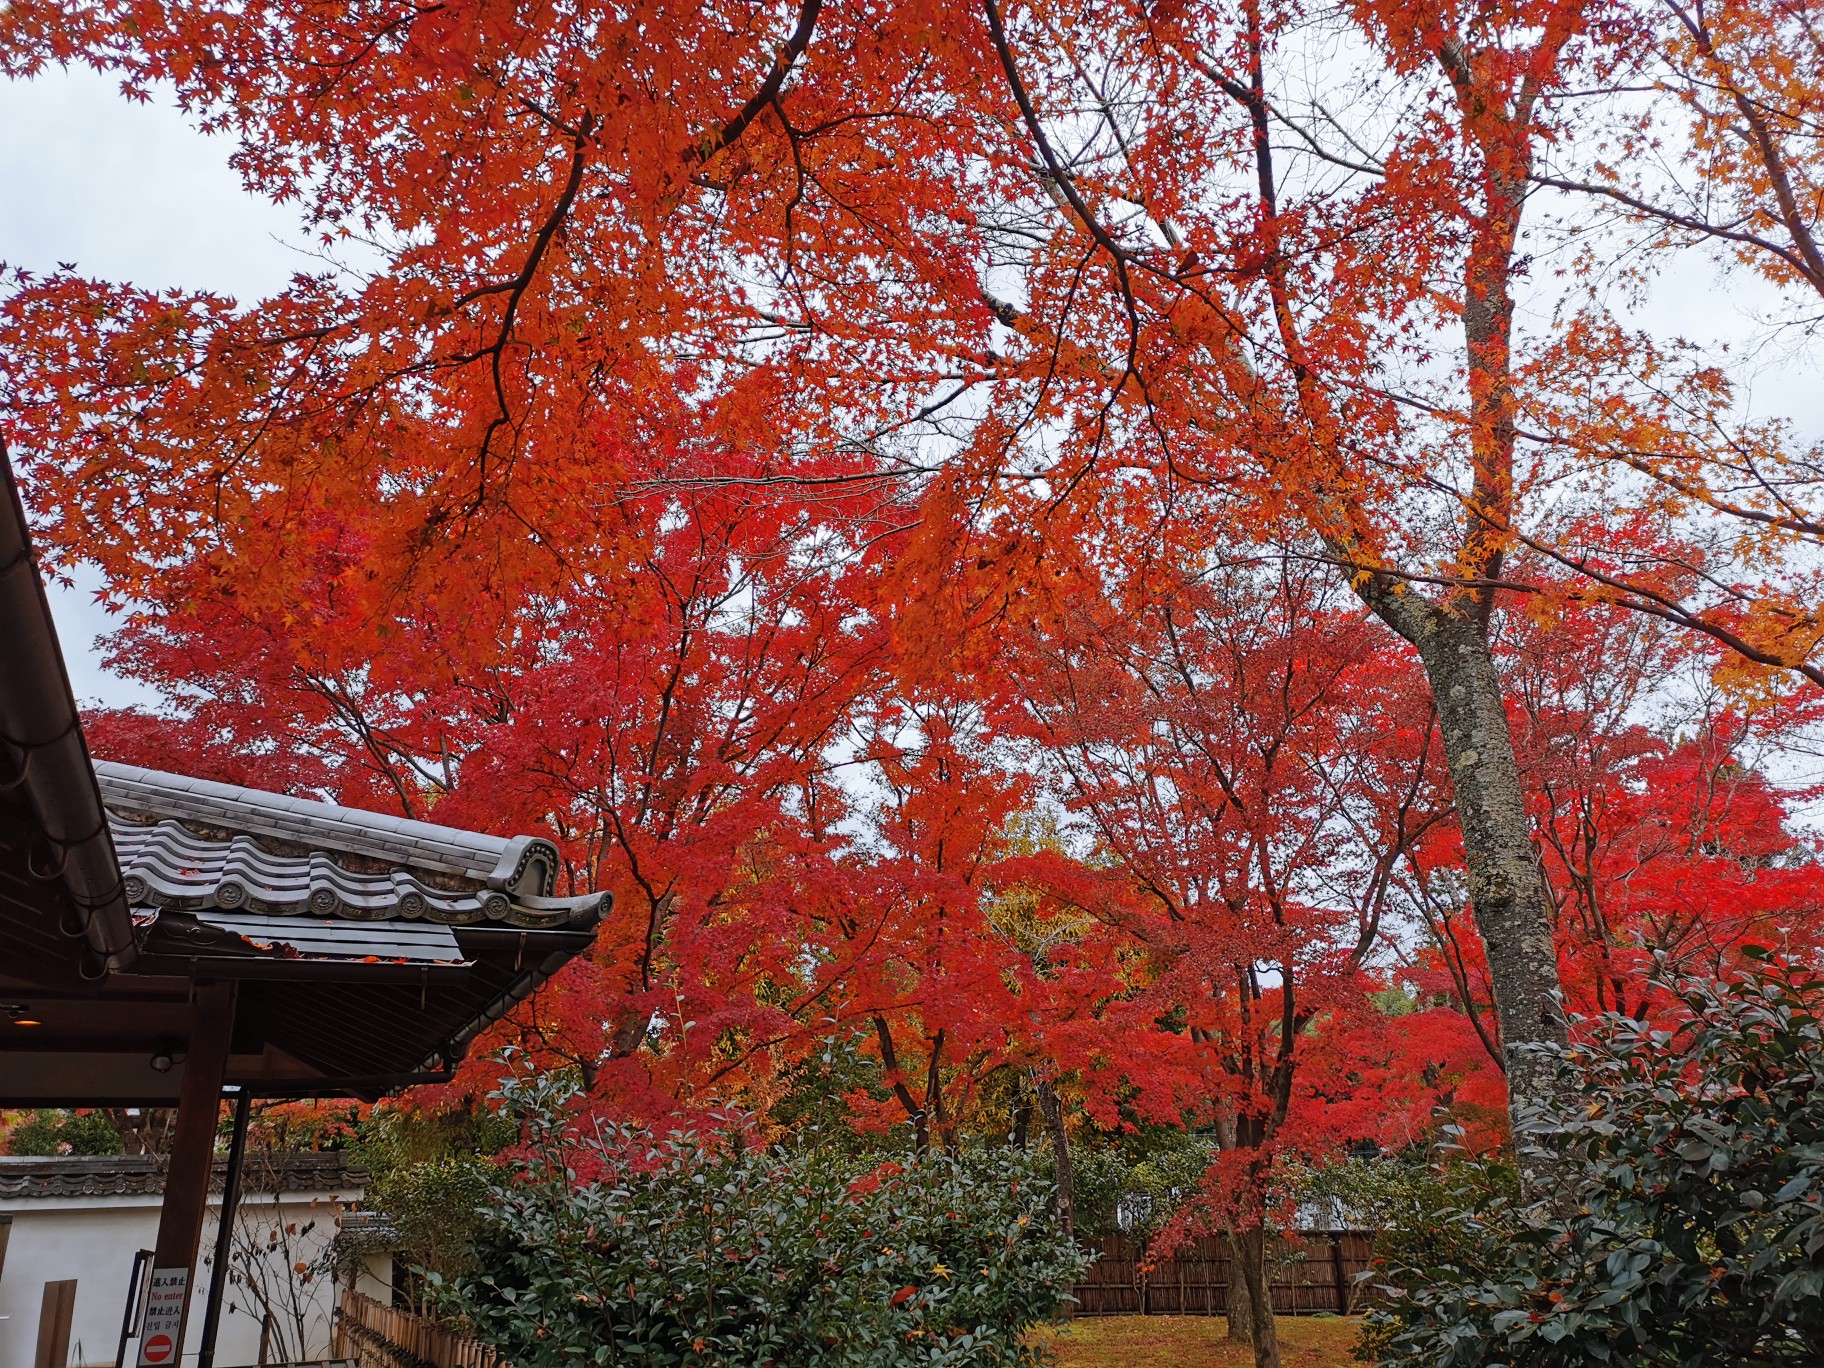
[5,15,1822,1341]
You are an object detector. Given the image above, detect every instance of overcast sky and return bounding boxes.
[1,67,319,709]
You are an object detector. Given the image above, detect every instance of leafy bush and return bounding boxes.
[1282,1147,1513,1357]
[436,1070,1090,1367]
[1063,1127,1215,1241]
[1295,1148,1519,1244]
[1291,1150,1517,1363]
[1369,955,1824,1366]
[5,1108,124,1156]
[357,1100,515,1291]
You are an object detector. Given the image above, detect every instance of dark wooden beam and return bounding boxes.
[140,981,235,1365]
[196,1087,251,1368]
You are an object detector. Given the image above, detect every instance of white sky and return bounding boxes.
[1,67,320,709]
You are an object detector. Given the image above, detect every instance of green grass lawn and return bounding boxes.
[1030,1315,1362,1367]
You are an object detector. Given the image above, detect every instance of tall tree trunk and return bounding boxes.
[874,1016,931,1155]
[1229,1226,1280,1368]
[1211,1111,1253,1344]
[1226,1250,1254,1345]
[926,1033,960,1157]
[1368,593,1568,1194]
[1010,1074,1030,1150]
[1035,1076,1074,1238]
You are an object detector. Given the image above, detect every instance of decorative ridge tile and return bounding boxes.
[0,1153,370,1199]
[93,763,609,931]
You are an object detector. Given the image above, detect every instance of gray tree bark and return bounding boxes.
[1226,1257,1254,1344]
[1229,1226,1280,1368]
[1211,1112,1254,1344]
[1365,589,1568,1194]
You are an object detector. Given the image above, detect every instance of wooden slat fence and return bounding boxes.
[1069,1231,1376,1317]
[333,1288,501,1368]
[331,1233,1377,1364]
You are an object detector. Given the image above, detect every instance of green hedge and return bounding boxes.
[435,1071,1089,1367]
[1369,954,1824,1366]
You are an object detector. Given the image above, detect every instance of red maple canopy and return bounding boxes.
[2,8,1821,1352]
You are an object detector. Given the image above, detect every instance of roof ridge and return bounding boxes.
[0,1151,371,1200]
[93,760,555,890]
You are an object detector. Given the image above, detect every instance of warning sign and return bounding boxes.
[136,1266,188,1366]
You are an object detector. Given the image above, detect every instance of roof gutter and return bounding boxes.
[0,442,136,973]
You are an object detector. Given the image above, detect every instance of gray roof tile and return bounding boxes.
[196,911,468,965]
[95,762,608,932]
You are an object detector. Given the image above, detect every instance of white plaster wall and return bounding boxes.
[0,1186,355,1368]
[351,1253,393,1308]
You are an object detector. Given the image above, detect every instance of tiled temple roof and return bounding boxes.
[97,762,606,936]
[0,1152,368,1200]
[333,1207,403,1254]
[0,439,609,1103]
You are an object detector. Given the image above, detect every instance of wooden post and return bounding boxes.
[34,1279,77,1368]
[139,981,235,1368]
[197,1086,252,1368]
[1329,1232,1350,1315]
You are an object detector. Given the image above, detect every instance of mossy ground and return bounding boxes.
[1030,1314,1361,1367]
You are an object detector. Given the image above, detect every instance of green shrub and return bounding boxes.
[5,1109,124,1156]
[1369,955,1824,1366]
[1290,1149,1518,1363]
[1061,1127,1215,1241]
[357,1101,514,1289]
[435,1069,1090,1367]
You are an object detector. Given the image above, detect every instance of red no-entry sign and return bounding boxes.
[136,1265,188,1366]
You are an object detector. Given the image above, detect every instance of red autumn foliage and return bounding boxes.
[5,4,1824,1363]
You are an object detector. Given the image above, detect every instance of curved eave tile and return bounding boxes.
[111,818,603,931]
[96,760,509,880]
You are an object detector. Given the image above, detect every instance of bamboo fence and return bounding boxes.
[332,1231,1378,1365]
[1068,1231,1377,1317]
[333,1288,501,1368]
